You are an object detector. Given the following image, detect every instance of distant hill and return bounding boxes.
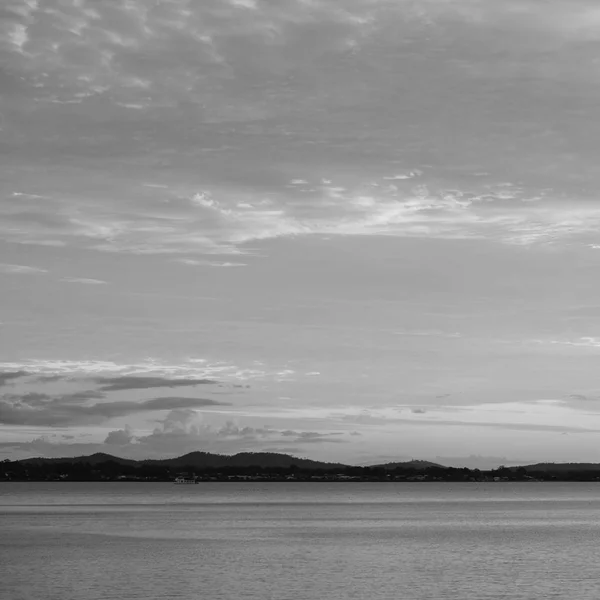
[370,460,445,470]
[143,451,346,470]
[18,453,138,466]
[18,453,600,473]
[521,462,600,472]
[18,451,346,470]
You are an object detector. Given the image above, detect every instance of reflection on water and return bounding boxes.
[1,482,600,599]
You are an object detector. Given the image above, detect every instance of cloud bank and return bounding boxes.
[2,0,600,256]
[0,391,229,426]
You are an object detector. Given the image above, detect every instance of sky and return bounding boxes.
[2,0,600,468]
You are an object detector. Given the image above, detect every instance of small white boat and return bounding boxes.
[174,477,198,484]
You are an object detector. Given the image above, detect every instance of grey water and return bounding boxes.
[1,482,600,600]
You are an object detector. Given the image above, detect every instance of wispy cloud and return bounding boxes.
[3,177,588,255]
[175,259,247,268]
[275,399,600,435]
[60,277,108,285]
[0,263,47,275]
[0,358,284,384]
[531,337,600,350]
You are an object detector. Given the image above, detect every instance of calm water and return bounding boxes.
[2,482,600,600]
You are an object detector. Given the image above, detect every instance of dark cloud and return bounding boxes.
[5,392,51,405]
[0,392,227,426]
[0,371,29,386]
[61,390,107,402]
[93,376,218,391]
[35,374,65,383]
[143,396,226,410]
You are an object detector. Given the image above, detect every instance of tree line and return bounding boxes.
[3,459,600,482]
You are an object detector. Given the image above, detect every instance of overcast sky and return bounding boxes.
[2,0,600,468]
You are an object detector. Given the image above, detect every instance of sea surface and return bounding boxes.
[1,482,600,600]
